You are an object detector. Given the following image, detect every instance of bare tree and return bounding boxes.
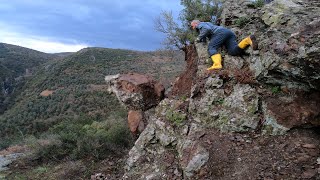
[155,0,223,52]
[154,11,191,51]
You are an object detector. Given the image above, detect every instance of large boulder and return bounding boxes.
[189,77,260,132]
[128,110,145,134]
[257,0,320,90]
[122,1,320,179]
[105,73,165,111]
[124,99,209,179]
[194,0,320,133]
[221,0,320,90]
[262,92,320,134]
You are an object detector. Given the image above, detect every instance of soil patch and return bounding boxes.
[6,152,128,180]
[200,128,320,179]
[40,90,54,97]
[170,45,198,97]
[266,91,320,128]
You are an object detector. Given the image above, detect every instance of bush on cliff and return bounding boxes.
[28,114,132,161]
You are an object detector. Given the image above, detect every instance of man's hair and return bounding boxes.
[191,20,200,25]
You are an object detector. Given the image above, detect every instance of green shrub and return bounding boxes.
[251,0,265,8]
[0,137,15,149]
[33,166,48,174]
[180,95,188,101]
[32,115,132,161]
[234,16,250,28]
[166,110,186,126]
[271,86,281,94]
[255,0,265,7]
[214,98,224,105]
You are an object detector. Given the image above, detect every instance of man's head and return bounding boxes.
[190,20,200,29]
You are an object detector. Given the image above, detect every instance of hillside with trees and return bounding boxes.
[0,46,184,179]
[0,43,58,114]
[2,0,319,179]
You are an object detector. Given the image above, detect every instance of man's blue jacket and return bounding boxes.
[197,22,223,40]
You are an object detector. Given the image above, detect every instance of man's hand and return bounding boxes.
[195,37,201,43]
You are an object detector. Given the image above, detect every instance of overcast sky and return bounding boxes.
[0,0,183,53]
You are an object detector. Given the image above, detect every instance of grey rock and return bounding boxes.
[190,83,259,132]
[224,55,245,70]
[224,84,259,114]
[105,73,165,110]
[205,77,223,89]
[195,42,210,77]
[155,119,177,146]
[0,153,24,171]
[177,139,209,178]
[123,0,320,179]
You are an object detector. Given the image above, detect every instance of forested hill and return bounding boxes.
[0,43,58,114]
[0,43,56,76]
[0,46,185,152]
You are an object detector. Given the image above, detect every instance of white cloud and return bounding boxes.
[0,23,88,53]
[0,0,183,51]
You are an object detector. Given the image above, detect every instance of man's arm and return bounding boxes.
[198,24,211,40]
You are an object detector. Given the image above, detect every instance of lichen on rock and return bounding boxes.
[121,0,320,179]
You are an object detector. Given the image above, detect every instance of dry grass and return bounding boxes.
[0,145,29,156]
[233,67,256,84]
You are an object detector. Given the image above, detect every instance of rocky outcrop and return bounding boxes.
[0,153,24,171]
[0,77,14,114]
[105,73,165,134]
[122,0,320,179]
[259,1,320,90]
[190,80,260,132]
[40,90,54,97]
[222,0,320,91]
[197,0,320,134]
[124,99,210,179]
[128,110,145,134]
[105,73,165,111]
[263,92,320,134]
[170,45,198,97]
[122,46,212,179]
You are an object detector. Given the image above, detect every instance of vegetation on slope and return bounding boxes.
[0,46,184,179]
[0,43,55,75]
[0,43,57,113]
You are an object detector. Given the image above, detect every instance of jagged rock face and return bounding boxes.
[105,73,165,111]
[259,0,320,90]
[123,45,260,179]
[194,43,210,77]
[194,0,320,133]
[128,110,145,134]
[170,45,198,97]
[189,77,260,132]
[122,1,320,179]
[124,113,181,179]
[124,99,210,179]
[263,92,320,134]
[222,0,320,90]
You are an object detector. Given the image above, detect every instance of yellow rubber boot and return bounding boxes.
[207,54,222,70]
[238,35,258,50]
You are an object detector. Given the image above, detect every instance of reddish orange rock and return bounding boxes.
[128,110,145,134]
[117,73,165,110]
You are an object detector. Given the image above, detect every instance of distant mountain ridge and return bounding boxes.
[0,43,185,179]
[0,43,58,113]
[0,44,185,149]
